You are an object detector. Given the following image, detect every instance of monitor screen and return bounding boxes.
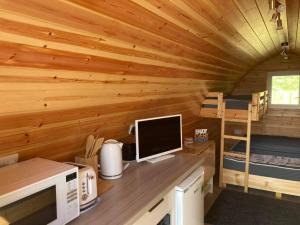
[135,114,182,162]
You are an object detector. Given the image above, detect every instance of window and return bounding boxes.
[268,72,300,108]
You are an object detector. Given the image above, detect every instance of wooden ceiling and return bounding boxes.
[287,0,300,53]
[0,0,293,87]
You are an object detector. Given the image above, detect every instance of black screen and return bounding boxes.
[137,115,182,160]
[0,186,57,225]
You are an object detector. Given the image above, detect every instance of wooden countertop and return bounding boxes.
[70,143,215,225]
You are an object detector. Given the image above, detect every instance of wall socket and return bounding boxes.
[0,153,18,168]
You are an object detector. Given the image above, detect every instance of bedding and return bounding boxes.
[250,153,300,168]
[224,135,300,181]
[224,157,300,181]
[203,95,252,110]
[232,135,300,158]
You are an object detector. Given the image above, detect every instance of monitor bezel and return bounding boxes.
[135,114,183,162]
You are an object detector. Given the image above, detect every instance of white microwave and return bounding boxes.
[0,158,80,225]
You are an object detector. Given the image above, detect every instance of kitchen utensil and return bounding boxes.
[88,135,98,157]
[90,137,104,157]
[86,135,95,158]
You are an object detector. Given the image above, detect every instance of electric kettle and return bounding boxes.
[100,139,124,179]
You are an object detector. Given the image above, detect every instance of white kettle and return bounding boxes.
[100,139,123,179]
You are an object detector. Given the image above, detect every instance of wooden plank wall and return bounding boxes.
[0,1,234,162]
[233,53,300,138]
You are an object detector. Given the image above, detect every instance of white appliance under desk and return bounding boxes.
[133,167,204,225]
[175,167,204,225]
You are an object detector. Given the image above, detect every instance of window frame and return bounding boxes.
[267,71,300,109]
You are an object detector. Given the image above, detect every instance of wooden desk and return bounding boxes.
[184,141,215,185]
[70,143,215,225]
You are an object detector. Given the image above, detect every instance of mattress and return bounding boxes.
[224,157,300,181]
[203,95,252,110]
[232,135,300,158]
[224,135,300,181]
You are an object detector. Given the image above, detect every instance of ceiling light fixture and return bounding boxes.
[269,0,276,10]
[280,42,289,60]
[270,12,278,22]
[276,18,283,30]
[281,48,288,60]
[269,0,286,30]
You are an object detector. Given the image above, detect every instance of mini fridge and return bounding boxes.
[175,167,204,225]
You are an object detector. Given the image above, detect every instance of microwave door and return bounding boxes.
[0,175,66,225]
[0,186,57,225]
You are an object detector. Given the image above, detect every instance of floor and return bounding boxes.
[205,186,300,225]
[204,183,222,215]
[226,184,300,203]
[204,180,222,225]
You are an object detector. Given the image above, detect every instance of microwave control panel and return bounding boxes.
[65,172,79,222]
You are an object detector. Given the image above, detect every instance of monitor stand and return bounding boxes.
[146,154,175,164]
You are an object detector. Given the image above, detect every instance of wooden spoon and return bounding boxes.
[90,137,104,157]
[89,135,98,157]
[85,135,95,158]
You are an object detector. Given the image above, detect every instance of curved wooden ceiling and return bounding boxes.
[287,0,300,53]
[0,0,291,88]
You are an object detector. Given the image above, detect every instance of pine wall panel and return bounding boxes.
[0,0,289,161]
[0,0,239,161]
[233,54,300,138]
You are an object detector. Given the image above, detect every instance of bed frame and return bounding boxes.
[223,169,300,197]
[199,90,269,121]
[221,102,299,197]
[199,90,300,198]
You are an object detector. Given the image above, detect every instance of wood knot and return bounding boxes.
[85,56,91,63]
[9,53,16,60]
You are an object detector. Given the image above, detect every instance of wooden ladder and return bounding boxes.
[219,102,252,192]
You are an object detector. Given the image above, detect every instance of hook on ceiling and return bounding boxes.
[269,0,289,59]
[269,0,285,30]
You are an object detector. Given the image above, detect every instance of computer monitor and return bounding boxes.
[135,114,182,162]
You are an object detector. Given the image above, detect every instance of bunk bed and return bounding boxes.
[200,90,300,197]
[223,135,300,197]
[199,91,268,121]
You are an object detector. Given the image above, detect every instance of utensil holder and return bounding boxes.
[75,154,99,179]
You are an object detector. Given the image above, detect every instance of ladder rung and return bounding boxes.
[224,118,248,123]
[224,135,247,141]
[224,151,246,159]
